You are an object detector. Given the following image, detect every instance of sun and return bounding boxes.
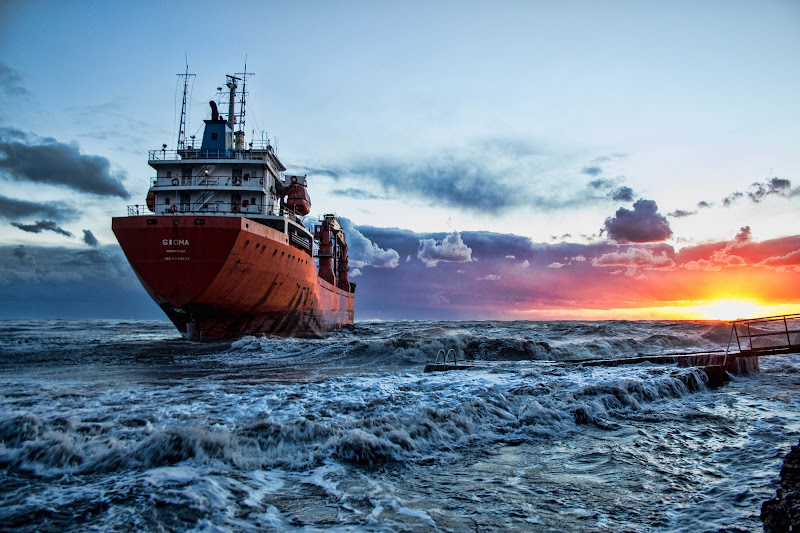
[691,299,764,321]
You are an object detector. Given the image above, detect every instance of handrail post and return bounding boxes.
[724,323,735,366]
[747,323,752,351]
[734,320,742,353]
[785,316,792,347]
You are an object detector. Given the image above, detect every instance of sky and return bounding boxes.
[0,0,798,321]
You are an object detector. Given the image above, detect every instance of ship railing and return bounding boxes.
[125,204,278,217]
[150,175,267,188]
[149,145,274,162]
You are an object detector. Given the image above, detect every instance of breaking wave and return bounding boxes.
[1,319,797,532]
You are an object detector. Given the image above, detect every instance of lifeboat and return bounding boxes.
[285,175,311,216]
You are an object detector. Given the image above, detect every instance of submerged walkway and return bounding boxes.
[576,313,800,367]
[425,315,800,386]
[566,314,800,387]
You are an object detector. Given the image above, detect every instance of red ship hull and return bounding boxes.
[112,216,354,338]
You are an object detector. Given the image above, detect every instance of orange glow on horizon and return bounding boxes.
[517,300,800,321]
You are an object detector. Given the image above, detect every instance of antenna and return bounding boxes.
[235,60,254,137]
[176,60,196,151]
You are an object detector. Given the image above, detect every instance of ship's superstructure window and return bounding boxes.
[164,198,170,205]
[211,133,218,140]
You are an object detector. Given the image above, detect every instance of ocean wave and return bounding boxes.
[0,364,716,477]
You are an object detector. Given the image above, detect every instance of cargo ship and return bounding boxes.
[112,70,355,339]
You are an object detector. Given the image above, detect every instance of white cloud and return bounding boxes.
[339,217,400,269]
[418,231,473,267]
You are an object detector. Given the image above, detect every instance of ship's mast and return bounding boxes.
[225,75,240,130]
[177,64,195,150]
[235,63,253,138]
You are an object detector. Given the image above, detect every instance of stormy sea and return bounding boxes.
[1,319,798,532]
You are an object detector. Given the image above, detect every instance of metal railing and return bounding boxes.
[149,175,267,188]
[126,204,274,217]
[148,144,274,162]
[124,204,307,218]
[433,349,459,368]
[725,314,800,356]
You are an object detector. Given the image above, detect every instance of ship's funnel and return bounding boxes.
[209,101,220,121]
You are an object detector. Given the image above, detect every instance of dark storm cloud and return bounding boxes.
[345,158,524,212]
[0,127,129,198]
[294,166,343,179]
[0,244,159,318]
[0,194,76,221]
[587,178,634,202]
[603,199,672,243]
[0,244,133,284]
[579,154,630,185]
[608,186,634,202]
[83,230,100,247]
[301,141,631,214]
[0,63,30,96]
[330,188,383,200]
[747,177,796,202]
[11,220,73,237]
[588,178,615,190]
[342,224,655,319]
[722,177,797,207]
[733,226,752,244]
[12,245,34,267]
[581,166,602,176]
[722,191,744,207]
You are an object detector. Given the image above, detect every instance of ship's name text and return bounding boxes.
[163,239,190,246]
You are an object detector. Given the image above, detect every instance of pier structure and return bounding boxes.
[568,314,800,387]
[424,314,800,386]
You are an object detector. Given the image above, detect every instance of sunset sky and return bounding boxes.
[1,0,798,321]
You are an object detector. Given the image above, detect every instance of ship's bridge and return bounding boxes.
[137,137,297,219]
